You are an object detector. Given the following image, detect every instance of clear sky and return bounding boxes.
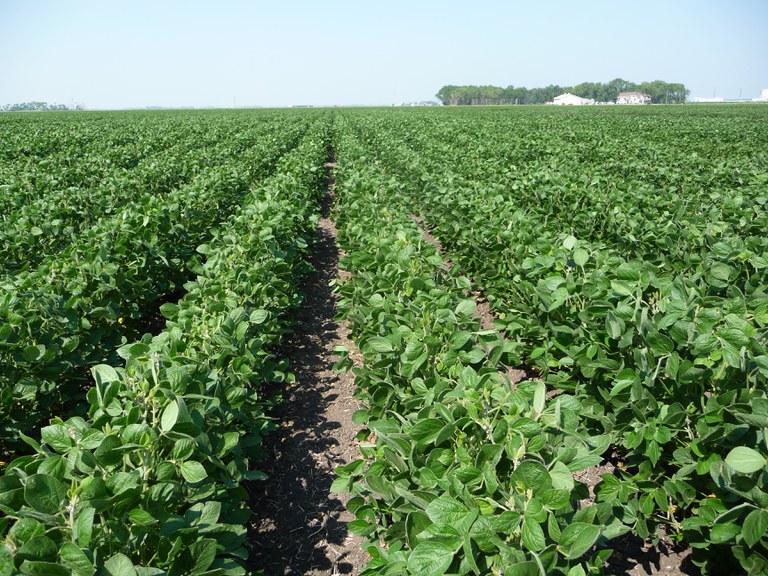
[0,0,766,108]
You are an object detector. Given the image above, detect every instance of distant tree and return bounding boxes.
[437,79,687,106]
[1,101,77,111]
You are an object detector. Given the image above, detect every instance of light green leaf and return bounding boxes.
[0,544,13,576]
[557,522,600,559]
[573,248,589,267]
[91,364,120,385]
[725,446,767,474]
[180,461,208,484]
[521,517,546,551]
[367,336,394,353]
[454,299,477,317]
[563,235,578,250]
[743,509,768,548]
[406,541,454,576]
[159,303,178,319]
[59,543,96,575]
[161,400,179,433]
[426,496,468,525]
[103,553,137,576]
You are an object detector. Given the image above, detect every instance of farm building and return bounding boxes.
[551,93,594,106]
[753,89,768,102]
[616,92,651,104]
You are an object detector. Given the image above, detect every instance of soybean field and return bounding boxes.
[1,104,767,576]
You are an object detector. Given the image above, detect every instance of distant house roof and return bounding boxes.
[552,93,594,105]
[617,92,649,98]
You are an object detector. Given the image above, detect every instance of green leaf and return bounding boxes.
[710,521,741,544]
[410,418,443,446]
[610,280,633,297]
[367,336,394,353]
[59,543,96,575]
[743,509,768,548]
[17,561,69,576]
[73,507,95,548]
[161,400,179,433]
[605,311,625,340]
[725,447,767,474]
[103,553,137,576]
[159,303,179,319]
[22,344,46,363]
[504,561,541,576]
[40,425,73,453]
[406,541,454,576]
[557,522,600,559]
[573,248,589,267]
[24,474,66,514]
[710,262,732,282]
[512,460,552,491]
[189,539,217,574]
[128,509,157,526]
[455,299,477,317]
[180,461,208,484]
[521,517,546,551]
[532,381,545,415]
[250,309,269,324]
[567,566,588,576]
[426,496,468,525]
[16,536,57,563]
[0,544,12,576]
[563,235,578,250]
[91,364,120,385]
[646,332,674,355]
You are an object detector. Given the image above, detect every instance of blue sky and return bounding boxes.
[0,0,765,108]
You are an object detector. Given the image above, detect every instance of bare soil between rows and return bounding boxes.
[247,163,368,575]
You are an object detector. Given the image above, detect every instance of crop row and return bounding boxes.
[335,107,768,574]
[331,128,619,576]
[0,121,329,575]
[0,116,313,450]
[1,125,273,274]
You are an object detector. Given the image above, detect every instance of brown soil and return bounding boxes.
[247,162,368,575]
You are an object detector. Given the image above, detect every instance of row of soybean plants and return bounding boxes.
[0,112,195,214]
[0,111,303,274]
[338,106,768,574]
[0,119,330,575]
[331,126,621,576]
[0,112,312,451]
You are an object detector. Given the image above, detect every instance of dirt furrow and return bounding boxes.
[248,160,367,575]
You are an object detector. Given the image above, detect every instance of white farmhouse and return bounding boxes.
[753,89,768,102]
[616,92,651,105]
[552,93,594,106]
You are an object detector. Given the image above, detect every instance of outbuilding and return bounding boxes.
[616,92,651,104]
[552,93,594,106]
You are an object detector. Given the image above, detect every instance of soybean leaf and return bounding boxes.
[558,523,600,559]
[406,541,454,576]
[725,447,767,474]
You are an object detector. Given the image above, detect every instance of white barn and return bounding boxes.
[617,92,651,105]
[552,93,594,106]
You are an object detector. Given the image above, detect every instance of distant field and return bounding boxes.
[1,104,766,575]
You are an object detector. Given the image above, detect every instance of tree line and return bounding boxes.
[436,79,688,106]
[1,101,83,111]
